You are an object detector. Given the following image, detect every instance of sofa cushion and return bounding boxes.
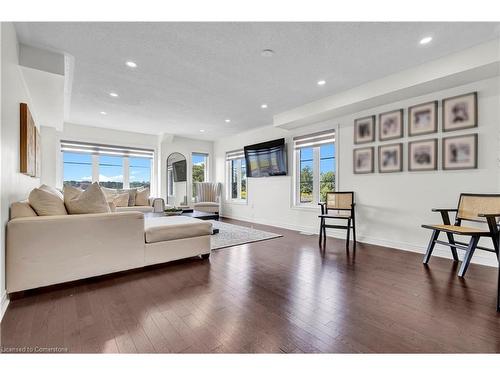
[116,205,153,213]
[113,192,130,207]
[29,186,68,216]
[135,187,150,206]
[101,187,138,207]
[144,216,212,243]
[11,200,38,219]
[64,183,111,214]
[194,202,219,213]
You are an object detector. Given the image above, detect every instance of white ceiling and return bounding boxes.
[14,22,500,140]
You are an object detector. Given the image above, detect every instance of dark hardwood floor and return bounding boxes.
[1,218,499,353]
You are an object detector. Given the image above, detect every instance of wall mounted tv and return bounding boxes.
[172,160,187,182]
[244,138,287,177]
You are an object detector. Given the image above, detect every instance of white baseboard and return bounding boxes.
[0,291,9,322]
[221,214,498,268]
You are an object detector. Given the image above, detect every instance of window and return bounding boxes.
[63,152,93,189]
[226,149,247,202]
[61,141,154,191]
[299,147,314,203]
[192,153,209,197]
[129,157,152,189]
[98,155,124,189]
[293,130,336,206]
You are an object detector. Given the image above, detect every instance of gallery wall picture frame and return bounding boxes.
[442,92,478,132]
[378,143,403,173]
[408,138,437,172]
[353,147,374,174]
[20,103,37,176]
[354,115,375,144]
[442,134,478,170]
[379,109,403,141]
[408,101,438,137]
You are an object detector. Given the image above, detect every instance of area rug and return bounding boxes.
[209,220,282,250]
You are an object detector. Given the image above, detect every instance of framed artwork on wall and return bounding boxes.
[442,134,478,170]
[353,147,374,174]
[408,101,438,137]
[354,116,375,144]
[378,143,403,173]
[408,139,437,171]
[379,109,403,141]
[20,103,37,177]
[443,92,477,132]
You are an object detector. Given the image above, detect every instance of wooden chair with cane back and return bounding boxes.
[318,192,356,249]
[422,193,500,281]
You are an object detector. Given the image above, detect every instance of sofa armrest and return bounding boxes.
[6,211,145,293]
[148,197,165,212]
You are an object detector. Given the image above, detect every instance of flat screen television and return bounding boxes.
[244,138,287,177]
[172,160,187,182]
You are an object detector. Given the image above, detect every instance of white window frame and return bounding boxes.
[61,141,154,191]
[227,158,247,203]
[191,152,209,182]
[292,128,337,208]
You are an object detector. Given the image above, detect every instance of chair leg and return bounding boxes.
[423,230,440,264]
[458,235,480,278]
[346,219,351,249]
[497,262,500,312]
[352,219,357,245]
[322,221,327,245]
[446,233,459,261]
[318,218,324,245]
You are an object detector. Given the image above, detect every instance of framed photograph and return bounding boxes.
[443,92,477,132]
[378,143,403,173]
[408,139,437,171]
[379,109,403,141]
[443,134,478,170]
[353,147,374,174]
[408,101,437,137]
[354,116,375,144]
[20,103,37,176]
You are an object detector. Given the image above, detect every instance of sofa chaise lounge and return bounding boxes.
[6,201,212,294]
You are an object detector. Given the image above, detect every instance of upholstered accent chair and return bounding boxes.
[318,191,356,249]
[193,182,222,217]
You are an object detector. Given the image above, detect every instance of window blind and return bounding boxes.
[225,149,245,161]
[60,140,154,159]
[293,130,335,149]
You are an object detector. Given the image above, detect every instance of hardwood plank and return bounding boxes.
[1,217,499,353]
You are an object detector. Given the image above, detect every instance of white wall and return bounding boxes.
[40,123,161,195]
[215,77,500,267]
[159,135,214,205]
[1,22,42,320]
[40,124,215,204]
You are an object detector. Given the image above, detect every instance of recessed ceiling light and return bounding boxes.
[126,61,137,68]
[200,129,205,133]
[261,49,275,57]
[109,92,119,97]
[419,36,433,45]
[261,104,268,109]
[100,111,107,115]
[317,80,326,86]
[225,119,231,123]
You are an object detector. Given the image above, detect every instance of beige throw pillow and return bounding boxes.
[113,192,130,207]
[135,187,150,206]
[29,186,68,216]
[64,182,111,214]
[101,186,119,202]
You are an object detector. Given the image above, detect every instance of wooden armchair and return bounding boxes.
[422,194,500,282]
[318,192,356,249]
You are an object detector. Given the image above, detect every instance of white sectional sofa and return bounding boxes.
[6,202,212,294]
